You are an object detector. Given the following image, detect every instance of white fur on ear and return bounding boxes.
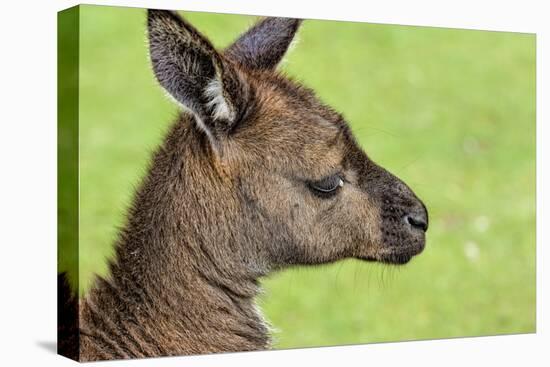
[204,79,235,121]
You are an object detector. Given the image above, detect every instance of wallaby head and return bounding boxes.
[147,9,428,272]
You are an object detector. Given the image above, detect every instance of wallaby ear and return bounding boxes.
[225,17,302,71]
[148,9,247,137]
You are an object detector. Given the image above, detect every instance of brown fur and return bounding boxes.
[58,9,428,362]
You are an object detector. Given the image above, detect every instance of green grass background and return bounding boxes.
[64,5,536,349]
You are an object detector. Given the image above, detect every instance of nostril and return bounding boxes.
[405,213,428,232]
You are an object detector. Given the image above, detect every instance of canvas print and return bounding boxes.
[57,4,536,362]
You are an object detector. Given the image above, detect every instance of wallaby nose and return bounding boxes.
[404,205,428,232]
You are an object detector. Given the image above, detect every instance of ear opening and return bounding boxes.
[204,78,235,122]
[147,9,248,141]
[225,17,303,71]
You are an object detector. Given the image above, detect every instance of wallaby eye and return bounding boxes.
[308,174,344,197]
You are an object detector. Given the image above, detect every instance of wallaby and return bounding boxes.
[58,9,428,362]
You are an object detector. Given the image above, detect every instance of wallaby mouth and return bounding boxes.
[380,238,426,264]
[358,241,425,264]
[358,240,425,265]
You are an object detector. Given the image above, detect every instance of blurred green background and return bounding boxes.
[61,5,536,349]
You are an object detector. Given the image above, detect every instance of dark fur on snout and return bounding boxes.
[58,9,428,362]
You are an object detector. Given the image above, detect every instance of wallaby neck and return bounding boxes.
[79,117,271,361]
[80,259,270,360]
